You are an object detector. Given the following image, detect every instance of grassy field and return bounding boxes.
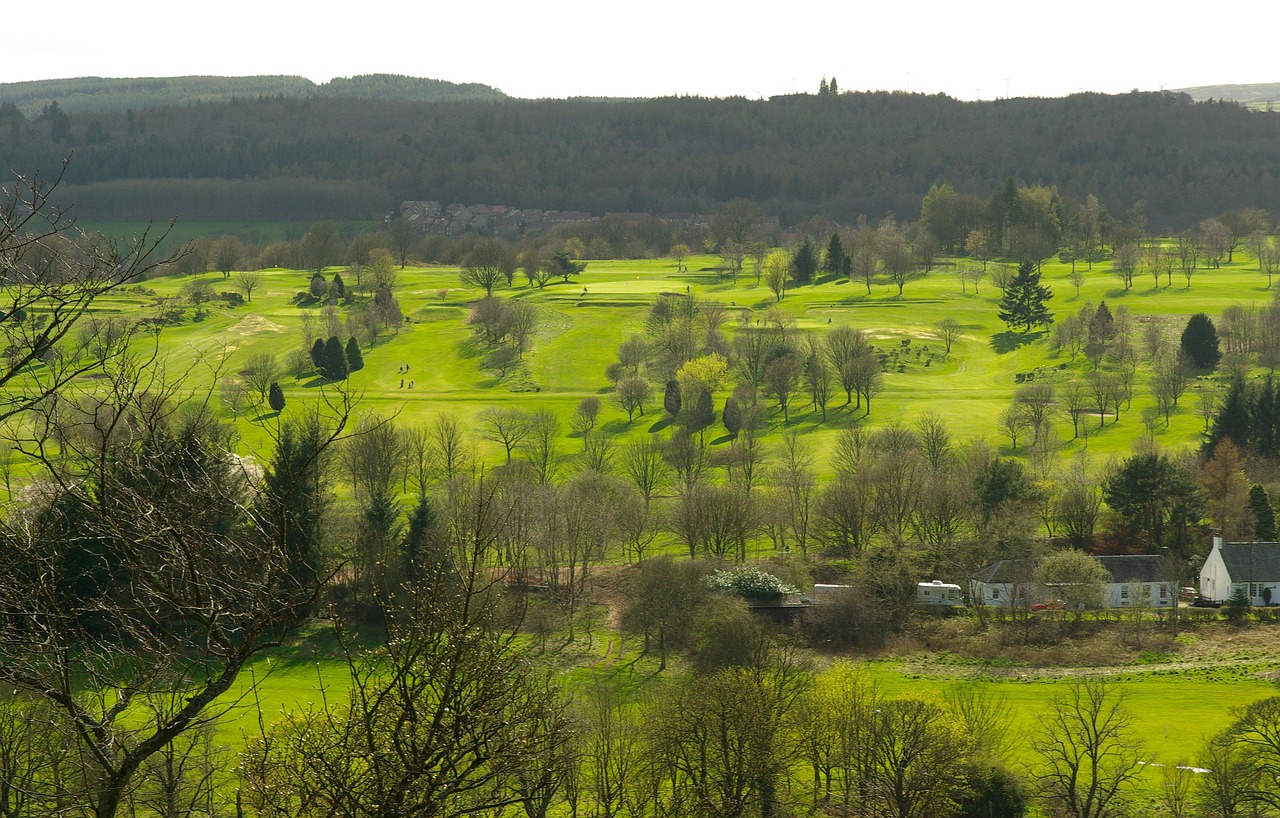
[211,619,1280,769]
[113,249,1275,475]
[54,247,1280,777]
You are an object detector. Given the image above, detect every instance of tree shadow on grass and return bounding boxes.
[648,417,672,434]
[990,330,1046,354]
[600,419,633,434]
[300,377,329,389]
[454,337,485,360]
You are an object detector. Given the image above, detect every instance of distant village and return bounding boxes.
[397,200,781,238]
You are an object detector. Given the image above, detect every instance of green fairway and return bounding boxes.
[104,249,1276,475]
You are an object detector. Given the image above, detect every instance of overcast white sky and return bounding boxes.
[6,1,1271,100]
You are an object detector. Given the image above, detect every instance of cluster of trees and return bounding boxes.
[608,296,885,435]
[309,334,363,381]
[8,89,1280,228]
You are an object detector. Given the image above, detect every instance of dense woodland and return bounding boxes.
[2,88,1280,226]
[0,74,507,115]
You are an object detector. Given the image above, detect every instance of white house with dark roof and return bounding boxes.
[1199,536,1280,604]
[1093,555,1174,608]
[971,554,1175,609]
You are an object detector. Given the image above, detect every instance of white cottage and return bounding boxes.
[1199,536,1280,604]
[972,554,1175,609]
[1093,555,1174,608]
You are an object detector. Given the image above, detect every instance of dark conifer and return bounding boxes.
[663,379,682,417]
[1210,377,1250,448]
[268,381,286,413]
[323,335,349,380]
[723,397,743,437]
[1251,484,1277,541]
[791,237,819,283]
[346,336,364,371]
[1180,313,1221,369]
[997,262,1054,332]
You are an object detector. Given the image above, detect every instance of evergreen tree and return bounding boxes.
[310,338,326,370]
[309,272,328,299]
[402,494,450,584]
[663,379,682,417]
[822,233,847,274]
[791,237,819,283]
[332,272,346,300]
[997,261,1054,332]
[723,397,743,437]
[1102,452,1205,557]
[1210,377,1250,449]
[829,77,839,94]
[1253,376,1277,456]
[268,381,286,413]
[687,387,715,434]
[260,414,328,590]
[1087,302,1114,351]
[1250,484,1277,541]
[346,336,364,371]
[323,334,349,381]
[1180,313,1221,369]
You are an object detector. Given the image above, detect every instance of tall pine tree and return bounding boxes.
[346,336,364,371]
[323,335,349,381]
[791,237,819,283]
[1180,313,1221,369]
[997,261,1054,333]
[1250,484,1277,541]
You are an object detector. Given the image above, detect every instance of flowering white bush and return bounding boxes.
[706,565,797,599]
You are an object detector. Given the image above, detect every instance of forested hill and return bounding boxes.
[0,74,507,115]
[3,90,1279,228]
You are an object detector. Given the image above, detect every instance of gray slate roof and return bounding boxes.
[1093,555,1166,584]
[975,554,1169,585]
[1219,542,1280,582]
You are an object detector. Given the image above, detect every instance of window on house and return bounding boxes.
[1120,586,1129,599]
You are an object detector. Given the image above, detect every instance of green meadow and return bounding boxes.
[122,249,1271,473]
[68,246,1280,769]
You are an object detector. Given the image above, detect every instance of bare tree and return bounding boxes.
[620,437,670,511]
[211,234,244,278]
[242,351,281,404]
[242,478,572,818]
[520,409,564,485]
[461,239,516,296]
[1033,680,1142,818]
[0,162,173,424]
[234,268,263,302]
[479,406,532,464]
[0,354,346,818]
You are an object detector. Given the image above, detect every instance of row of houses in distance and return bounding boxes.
[955,538,1280,610]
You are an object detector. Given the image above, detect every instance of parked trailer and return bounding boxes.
[916,580,962,607]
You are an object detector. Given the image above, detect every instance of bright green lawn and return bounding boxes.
[104,249,1278,476]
